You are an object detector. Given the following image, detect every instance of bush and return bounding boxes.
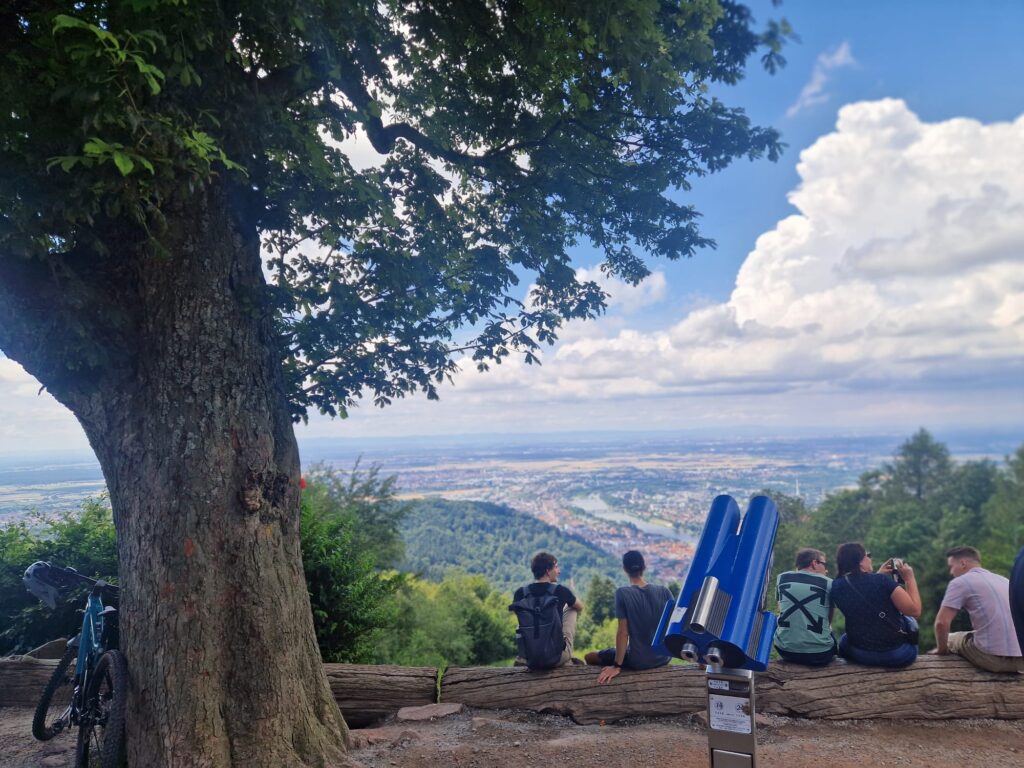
[372,571,516,667]
[0,499,119,655]
[301,466,408,662]
[299,481,403,667]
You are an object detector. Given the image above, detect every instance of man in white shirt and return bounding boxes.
[930,546,1023,673]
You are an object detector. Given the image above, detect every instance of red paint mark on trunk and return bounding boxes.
[184,537,195,558]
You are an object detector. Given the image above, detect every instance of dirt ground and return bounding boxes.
[2,706,1022,768]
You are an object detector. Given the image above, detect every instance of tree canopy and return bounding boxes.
[2,0,787,415]
[2,3,793,763]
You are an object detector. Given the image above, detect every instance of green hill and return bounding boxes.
[399,498,621,594]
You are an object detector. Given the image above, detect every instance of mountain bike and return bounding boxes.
[24,561,127,768]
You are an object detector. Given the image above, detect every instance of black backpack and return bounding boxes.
[509,583,565,669]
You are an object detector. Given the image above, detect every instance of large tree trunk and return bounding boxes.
[0,183,351,766]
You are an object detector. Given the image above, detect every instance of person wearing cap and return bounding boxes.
[584,550,673,682]
[774,548,836,666]
[928,545,1023,673]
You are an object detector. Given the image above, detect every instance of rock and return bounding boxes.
[349,730,394,749]
[26,639,69,660]
[396,702,465,722]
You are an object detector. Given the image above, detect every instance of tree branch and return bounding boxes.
[0,249,133,403]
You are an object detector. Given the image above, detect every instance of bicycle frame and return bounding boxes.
[74,587,108,687]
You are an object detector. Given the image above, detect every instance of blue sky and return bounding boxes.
[2,0,1023,454]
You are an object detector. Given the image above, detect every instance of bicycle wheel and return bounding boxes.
[75,650,127,768]
[32,642,76,741]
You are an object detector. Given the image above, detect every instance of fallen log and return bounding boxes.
[441,663,704,724]
[759,656,1024,720]
[0,657,437,728]
[5,655,1019,727]
[0,656,57,708]
[442,656,1024,725]
[323,663,437,727]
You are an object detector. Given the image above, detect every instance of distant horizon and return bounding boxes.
[3,425,1020,465]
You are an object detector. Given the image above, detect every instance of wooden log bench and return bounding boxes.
[441,656,1024,725]
[0,657,437,728]
[3,655,1020,727]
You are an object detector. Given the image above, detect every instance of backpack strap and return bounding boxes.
[843,575,906,634]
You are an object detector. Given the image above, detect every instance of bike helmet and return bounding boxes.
[23,561,61,610]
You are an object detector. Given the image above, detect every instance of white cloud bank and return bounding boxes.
[0,358,92,454]
[787,42,857,118]
[325,99,1022,436]
[3,99,1023,451]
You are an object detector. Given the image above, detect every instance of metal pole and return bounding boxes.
[705,666,757,768]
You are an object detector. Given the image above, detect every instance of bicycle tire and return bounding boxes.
[75,650,128,768]
[32,642,76,741]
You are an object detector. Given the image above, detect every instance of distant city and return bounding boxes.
[303,431,1017,581]
[2,430,1019,582]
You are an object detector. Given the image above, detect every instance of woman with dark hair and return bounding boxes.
[830,542,922,668]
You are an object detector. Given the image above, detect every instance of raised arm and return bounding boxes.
[888,563,922,618]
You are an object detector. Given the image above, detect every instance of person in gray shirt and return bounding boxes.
[585,550,673,682]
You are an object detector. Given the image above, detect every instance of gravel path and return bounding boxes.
[2,706,1022,767]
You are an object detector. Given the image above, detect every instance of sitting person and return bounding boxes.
[929,546,1023,673]
[584,550,673,682]
[774,548,836,666]
[510,552,584,668]
[830,542,921,668]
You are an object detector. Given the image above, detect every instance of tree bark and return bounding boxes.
[0,182,352,766]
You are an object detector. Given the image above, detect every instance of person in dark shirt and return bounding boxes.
[1012,546,1024,655]
[584,550,673,682]
[512,552,585,667]
[830,542,922,668]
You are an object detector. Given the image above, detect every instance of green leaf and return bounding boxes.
[113,151,135,176]
[52,14,93,33]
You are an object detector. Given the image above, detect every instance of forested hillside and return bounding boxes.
[400,498,622,593]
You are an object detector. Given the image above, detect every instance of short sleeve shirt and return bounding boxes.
[831,573,905,652]
[774,570,833,654]
[942,567,1021,657]
[614,584,673,670]
[513,582,577,612]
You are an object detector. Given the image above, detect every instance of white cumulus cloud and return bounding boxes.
[575,267,668,314]
[426,100,1024,421]
[0,358,91,453]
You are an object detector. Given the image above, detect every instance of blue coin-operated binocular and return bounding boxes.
[653,495,779,671]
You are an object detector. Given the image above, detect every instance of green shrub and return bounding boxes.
[0,499,119,655]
